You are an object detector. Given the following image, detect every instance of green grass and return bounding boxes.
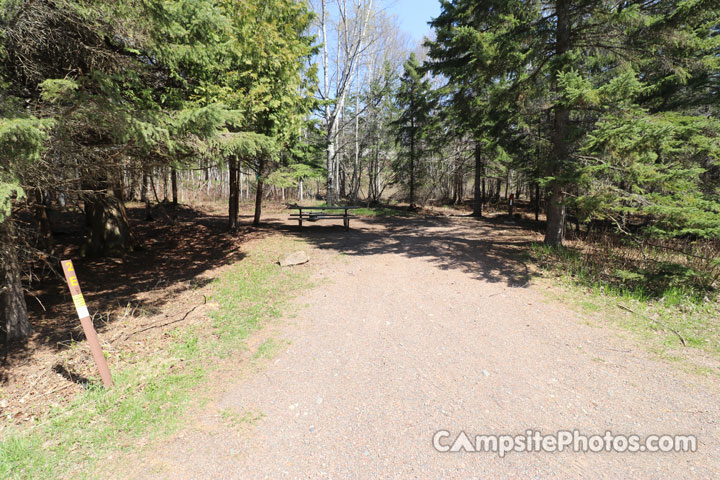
[252,338,285,360]
[353,206,416,217]
[219,408,265,427]
[0,236,311,479]
[530,243,720,372]
[303,203,416,217]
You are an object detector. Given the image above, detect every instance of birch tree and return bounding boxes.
[315,0,375,204]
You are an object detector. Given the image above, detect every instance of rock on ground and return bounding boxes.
[279,250,309,267]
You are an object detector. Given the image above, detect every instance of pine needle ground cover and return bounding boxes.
[0,236,310,479]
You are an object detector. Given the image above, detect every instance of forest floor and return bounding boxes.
[2,203,719,478]
[107,209,719,479]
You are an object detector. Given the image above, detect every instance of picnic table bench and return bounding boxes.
[289,205,359,230]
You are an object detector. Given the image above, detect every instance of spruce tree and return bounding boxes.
[428,0,719,245]
[394,53,437,208]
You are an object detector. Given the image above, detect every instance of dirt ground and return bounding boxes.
[0,203,268,424]
[107,212,720,479]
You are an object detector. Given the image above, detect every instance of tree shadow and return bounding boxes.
[2,204,258,375]
[262,213,537,287]
[2,206,541,381]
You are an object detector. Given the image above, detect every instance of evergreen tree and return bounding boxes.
[394,53,437,208]
[0,0,317,337]
[427,0,720,245]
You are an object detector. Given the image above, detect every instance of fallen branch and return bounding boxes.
[123,295,207,341]
[18,369,50,404]
[32,383,74,402]
[29,292,46,311]
[617,304,686,347]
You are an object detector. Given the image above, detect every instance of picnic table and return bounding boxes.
[289,205,359,230]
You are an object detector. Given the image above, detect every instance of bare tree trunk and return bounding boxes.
[545,183,565,245]
[205,162,210,198]
[83,189,136,257]
[253,160,265,227]
[127,166,138,201]
[32,189,54,253]
[141,169,153,221]
[239,170,244,202]
[352,78,360,202]
[140,170,148,202]
[409,113,416,208]
[504,171,509,200]
[482,175,486,206]
[162,168,168,202]
[171,166,178,205]
[319,0,373,206]
[472,141,483,217]
[1,218,31,341]
[320,0,335,205]
[228,157,239,232]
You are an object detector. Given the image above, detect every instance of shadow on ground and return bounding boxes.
[3,205,540,382]
[2,204,261,378]
[263,213,537,288]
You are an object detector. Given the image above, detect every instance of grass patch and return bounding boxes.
[219,408,265,428]
[531,242,720,370]
[0,236,311,479]
[353,206,416,217]
[209,237,308,349]
[252,338,284,360]
[301,203,416,217]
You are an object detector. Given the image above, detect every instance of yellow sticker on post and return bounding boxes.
[71,293,89,318]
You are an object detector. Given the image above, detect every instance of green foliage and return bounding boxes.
[0,177,23,222]
[0,0,318,225]
[580,109,720,238]
[173,104,232,139]
[0,116,51,221]
[214,132,278,162]
[0,117,50,163]
[531,241,720,365]
[392,53,439,203]
[427,0,720,241]
[531,241,717,302]
[266,163,323,188]
[38,78,79,104]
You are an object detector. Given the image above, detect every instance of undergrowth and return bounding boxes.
[531,236,720,366]
[0,236,310,479]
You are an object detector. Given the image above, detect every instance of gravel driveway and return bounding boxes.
[130,215,720,479]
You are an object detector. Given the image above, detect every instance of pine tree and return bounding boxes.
[0,0,317,337]
[394,53,437,208]
[427,0,720,245]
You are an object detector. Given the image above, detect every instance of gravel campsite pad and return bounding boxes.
[119,214,720,479]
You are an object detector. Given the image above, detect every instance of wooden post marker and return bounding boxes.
[61,260,114,388]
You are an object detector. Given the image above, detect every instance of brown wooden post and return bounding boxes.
[61,260,114,388]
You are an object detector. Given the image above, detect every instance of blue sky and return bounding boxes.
[385,0,441,43]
